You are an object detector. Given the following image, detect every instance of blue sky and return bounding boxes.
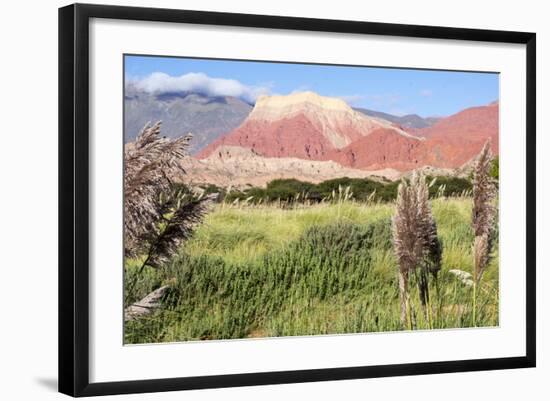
[125,55,499,117]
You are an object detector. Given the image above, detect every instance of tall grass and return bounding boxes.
[392,173,442,329]
[471,142,497,326]
[124,198,498,343]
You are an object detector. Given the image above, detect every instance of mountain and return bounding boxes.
[401,102,499,169]
[194,92,498,186]
[327,127,426,171]
[332,103,499,170]
[124,85,252,153]
[198,91,417,161]
[354,108,440,129]
[414,102,499,150]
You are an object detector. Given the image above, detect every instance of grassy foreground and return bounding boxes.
[124,198,499,344]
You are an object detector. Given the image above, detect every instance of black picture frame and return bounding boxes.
[59,3,536,397]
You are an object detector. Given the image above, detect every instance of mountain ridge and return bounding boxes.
[198,91,498,175]
[125,88,498,186]
[353,107,440,129]
[124,86,252,154]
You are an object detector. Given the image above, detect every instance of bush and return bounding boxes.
[376,181,400,202]
[265,179,316,201]
[316,177,383,201]
[218,175,475,205]
[427,176,472,197]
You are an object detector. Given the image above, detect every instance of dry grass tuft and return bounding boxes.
[472,141,497,284]
[471,141,497,325]
[392,171,441,328]
[144,192,216,268]
[123,122,216,307]
[124,121,193,257]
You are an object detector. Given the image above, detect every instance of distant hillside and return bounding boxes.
[415,103,499,143]
[196,92,498,185]
[124,85,252,153]
[354,108,440,129]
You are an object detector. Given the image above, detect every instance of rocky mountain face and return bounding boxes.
[182,145,399,188]
[326,128,426,171]
[198,92,418,163]
[413,102,499,150]
[329,102,499,171]
[124,85,252,153]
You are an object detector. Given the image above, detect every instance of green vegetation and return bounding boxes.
[123,123,498,343]
[221,176,471,204]
[124,197,499,343]
[490,156,499,181]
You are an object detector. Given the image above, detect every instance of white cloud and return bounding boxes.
[290,85,312,94]
[419,89,433,97]
[130,72,271,103]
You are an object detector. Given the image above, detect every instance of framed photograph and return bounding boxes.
[59,3,536,397]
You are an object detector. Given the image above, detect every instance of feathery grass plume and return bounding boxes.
[414,172,442,319]
[124,121,192,257]
[471,141,497,325]
[392,177,417,328]
[472,141,497,283]
[392,171,441,328]
[124,123,216,306]
[143,191,216,268]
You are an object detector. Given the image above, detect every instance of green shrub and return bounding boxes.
[427,176,472,197]
[218,175,477,205]
[315,177,383,200]
[265,179,316,201]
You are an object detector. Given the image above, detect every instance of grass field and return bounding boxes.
[124,197,499,344]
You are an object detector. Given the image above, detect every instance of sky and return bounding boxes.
[125,55,499,118]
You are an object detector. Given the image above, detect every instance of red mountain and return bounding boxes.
[327,128,426,171]
[198,113,335,160]
[403,102,500,168]
[415,102,499,150]
[198,92,498,173]
[198,91,419,163]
